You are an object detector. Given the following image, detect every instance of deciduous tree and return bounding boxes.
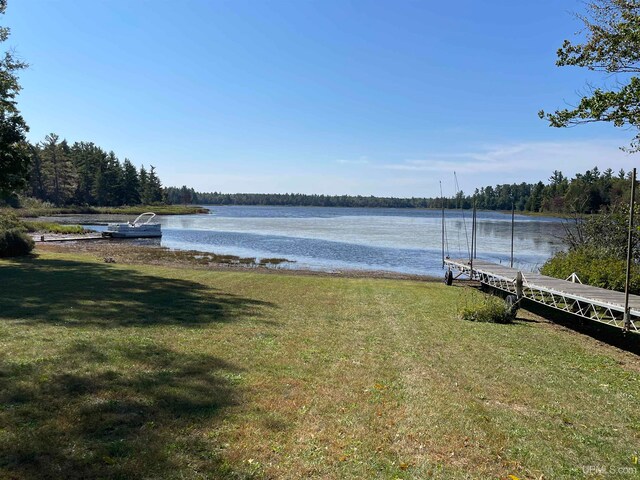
[539,0,640,151]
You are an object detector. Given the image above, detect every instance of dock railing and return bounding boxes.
[445,258,639,333]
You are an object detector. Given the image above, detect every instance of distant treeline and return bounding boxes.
[166,166,634,214]
[164,188,432,208]
[471,168,633,213]
[23,133,164,207]
[16,147,634,215]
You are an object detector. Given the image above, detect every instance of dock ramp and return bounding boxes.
[445,258,639,333]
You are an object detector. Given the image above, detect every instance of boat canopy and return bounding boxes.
[131,212,157,225]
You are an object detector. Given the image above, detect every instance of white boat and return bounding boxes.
[103,212,162,238]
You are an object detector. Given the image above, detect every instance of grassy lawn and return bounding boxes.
[1,251,639,479]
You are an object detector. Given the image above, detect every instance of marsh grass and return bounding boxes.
[258,257,290,266]
[67,243,293,268]
[22,221,90,234]
[0,212,91,235]
[0,204,209,218]
[1,251,639,479]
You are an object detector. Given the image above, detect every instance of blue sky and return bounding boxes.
[5,0,638,196]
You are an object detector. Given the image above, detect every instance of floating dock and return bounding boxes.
[32,233,106,243]
[445,258,639,333]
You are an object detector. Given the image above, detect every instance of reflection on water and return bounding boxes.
[43,206,567,277]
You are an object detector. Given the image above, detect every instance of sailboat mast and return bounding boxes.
[470,197,476,276]
[473,201,478,258]
[440,181,445,269]
[624,168,636,331]
[510,200,515,268]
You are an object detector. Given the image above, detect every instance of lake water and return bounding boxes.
[66,206,567,278]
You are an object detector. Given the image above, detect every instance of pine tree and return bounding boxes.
[138,165,148,204]
[179,185,192,204]
[106,152,124,206]
[92,162,108,206]
[143,165,163,204]
[121,158,141,205]
[70,141,106,205]
[40,134,76,205]
[27,143,45,199]
[93,151,124,206]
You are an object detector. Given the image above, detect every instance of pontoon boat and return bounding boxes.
[103,212,162,238]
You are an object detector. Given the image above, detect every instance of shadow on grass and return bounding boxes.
[0,257,274,327]
[0,342,252,478]
[522,299,640,355]
[471,284,640,353]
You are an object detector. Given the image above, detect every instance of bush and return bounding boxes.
[0,212,24,231]
[541,247,640,294]
[460,292,515,324]
[16,196,55,210]
[0,228,34,257]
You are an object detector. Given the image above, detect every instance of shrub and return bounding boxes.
[15,196,55,210]
[541,246,640,294]
[0,228,34,257]
[0,212,25,231]
[460,292,515,324]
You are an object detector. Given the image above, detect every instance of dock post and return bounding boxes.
[515,271,523,299]
[624,308,632,332]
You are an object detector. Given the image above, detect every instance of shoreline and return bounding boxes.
[2,204,209,218]
[36,241,442,282]
[202,204,585,218]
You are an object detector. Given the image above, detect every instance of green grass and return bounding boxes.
[21,221,90,234]
[1,213,90,235]
[1,251,639,479]
[0,204,209,217]
[92,205,210,215]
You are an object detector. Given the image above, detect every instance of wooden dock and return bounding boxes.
[32,233,106,243]
[445,258,640,333]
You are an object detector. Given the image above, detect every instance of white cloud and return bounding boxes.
[336,156,370,165]
[161,139,637,197]
[165,172,368,195]
[379,140,635,178]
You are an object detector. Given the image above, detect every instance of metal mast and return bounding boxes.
[440,181,445,269]
[624,168,637,332]
[470,197,476,277]
[510,200,515,268]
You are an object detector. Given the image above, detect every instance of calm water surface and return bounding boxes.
[64,206,567,277]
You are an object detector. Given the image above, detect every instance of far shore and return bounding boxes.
[1,204,209,218]
[4,202,583,221]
